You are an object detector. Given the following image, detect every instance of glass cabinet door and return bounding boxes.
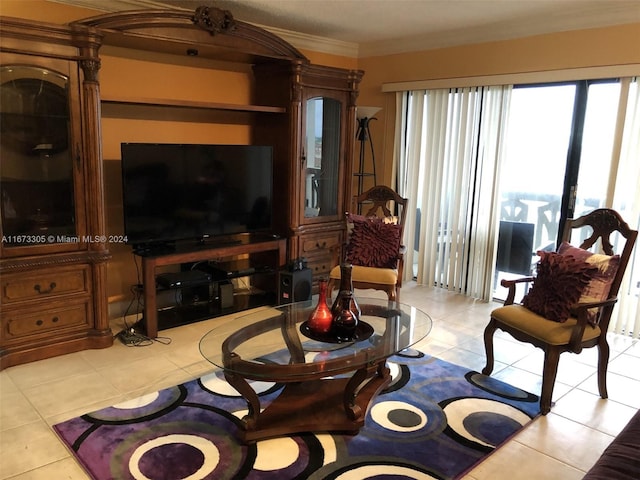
[1,65,77,249]
[304,96,342,220]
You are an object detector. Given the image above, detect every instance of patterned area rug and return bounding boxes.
[54,352,540,479]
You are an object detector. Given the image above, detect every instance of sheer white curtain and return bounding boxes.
[611,77,640,338]
[396,85,512,300]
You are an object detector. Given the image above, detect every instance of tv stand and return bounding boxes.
[138,236,286,337]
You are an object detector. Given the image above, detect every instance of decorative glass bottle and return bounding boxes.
[330,262,361,320]
[332,293,358,341]
[307,279,333,334]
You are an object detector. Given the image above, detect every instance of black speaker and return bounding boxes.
[218,280,234,309]
[278,268,312,304]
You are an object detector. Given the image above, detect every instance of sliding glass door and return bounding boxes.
[574,81,621,216]
[493,79,621,300]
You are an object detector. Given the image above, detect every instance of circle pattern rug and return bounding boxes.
[54,354,539,480]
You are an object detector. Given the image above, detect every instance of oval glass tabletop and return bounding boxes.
[199,297,432,380]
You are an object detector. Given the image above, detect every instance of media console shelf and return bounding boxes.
[139,236,286,338]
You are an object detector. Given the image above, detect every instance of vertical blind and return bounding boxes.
[611,78,640,338]
[396,86,512,300]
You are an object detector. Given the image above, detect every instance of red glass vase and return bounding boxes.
[307,279,332,334]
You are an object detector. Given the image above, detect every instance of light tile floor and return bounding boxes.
[1,282,638,479]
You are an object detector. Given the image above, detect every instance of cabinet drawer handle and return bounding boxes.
[34,282,56,294]
[316,241,327,248]
[35,316,58,327]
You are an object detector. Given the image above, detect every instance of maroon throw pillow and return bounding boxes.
[557,241,620,326]
[345,213,402,269]
[522,250,598,323]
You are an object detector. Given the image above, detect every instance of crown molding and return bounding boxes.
[259,25,358,59]
[50,0,176,10]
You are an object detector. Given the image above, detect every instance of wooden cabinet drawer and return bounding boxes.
[301,234,341,254]
[306,256,336,276]
[1,265,90,304]
[3,302,91,339]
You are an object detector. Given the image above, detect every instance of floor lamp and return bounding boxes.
[355,106,381,198]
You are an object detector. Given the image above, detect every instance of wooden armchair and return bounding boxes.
[328,185,408,301]
[483,208,637,414]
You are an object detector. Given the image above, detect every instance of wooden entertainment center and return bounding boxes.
[0,6,362,367]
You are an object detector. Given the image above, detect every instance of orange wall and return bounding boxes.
[300,49,358,70]
[0,0,98,21]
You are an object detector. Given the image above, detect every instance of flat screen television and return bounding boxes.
[120,143,273,250]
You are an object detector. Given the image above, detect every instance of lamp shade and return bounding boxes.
[356,106,381,120]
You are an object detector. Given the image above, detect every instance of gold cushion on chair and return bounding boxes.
[329,265,398,286]
[492,305,601,346]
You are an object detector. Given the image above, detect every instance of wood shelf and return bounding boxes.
[101,95,286,114]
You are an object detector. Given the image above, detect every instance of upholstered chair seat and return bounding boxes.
[491,305,602,345]
[329,264,399,290]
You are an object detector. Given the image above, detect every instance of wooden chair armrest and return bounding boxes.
[567,297,618,352]
[500,276,534,305]
[500,276,535,288]
[573,297,618,310]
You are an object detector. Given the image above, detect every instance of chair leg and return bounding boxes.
[540,348,561,415]
[481,319,498,376]
[389,286,397,302]
[597,337,610,399]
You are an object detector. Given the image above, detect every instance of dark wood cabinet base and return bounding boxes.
[0,329,113,370]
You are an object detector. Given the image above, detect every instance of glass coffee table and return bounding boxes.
[199,297,432,443]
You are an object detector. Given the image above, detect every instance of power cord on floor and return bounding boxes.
[115,328,152,347]
[113,279,172,347]
[114,325,172,347]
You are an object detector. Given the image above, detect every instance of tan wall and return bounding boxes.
[0,0,98,21]
[358,23,640,185]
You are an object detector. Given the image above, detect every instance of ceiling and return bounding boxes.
[54,0,640,57]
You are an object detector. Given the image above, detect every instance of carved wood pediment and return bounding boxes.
[71,6,308,63]
[191,5,236,35]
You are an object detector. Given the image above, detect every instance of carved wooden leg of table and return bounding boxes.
[343,360,391,421]
[224,370,261,431]
[224,359,392,444]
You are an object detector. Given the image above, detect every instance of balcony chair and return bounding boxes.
[483,208,637,414]
[328,185,408,301]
